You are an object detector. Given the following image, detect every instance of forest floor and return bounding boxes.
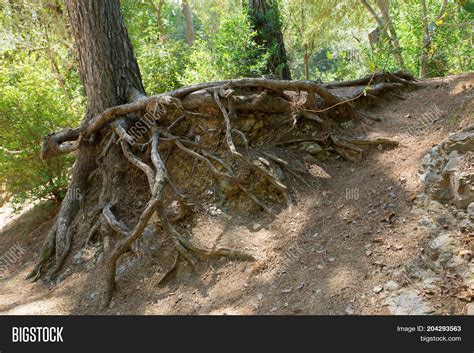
[0,73,473,315]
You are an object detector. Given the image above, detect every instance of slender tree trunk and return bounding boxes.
[303,44,310,80]
[182,0,195,44]
[148,0,167,42]
[247,0,291,79]
[375,0,405,68]
[29,0,145,281]
[420,0,448,78]
[359,0,405,69]
[420,0,430,78]
[359,0,385,30]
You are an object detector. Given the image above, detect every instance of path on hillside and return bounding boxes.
[0,73,472,315]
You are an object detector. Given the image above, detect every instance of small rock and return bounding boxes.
[467,202,474,220]
[384,280,399,291]
[73,251,83,264]
[383,289,434,315]
[373,285,384,294]
[304,143,323,155]
[467,303,474,316]
[345,303,355,315]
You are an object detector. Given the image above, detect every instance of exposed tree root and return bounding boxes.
[156,253,180,285]
[31,71,417,305]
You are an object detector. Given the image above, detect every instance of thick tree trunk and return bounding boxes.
[182,0,195,44]
[29,0,145,281]
[247,0,291,80]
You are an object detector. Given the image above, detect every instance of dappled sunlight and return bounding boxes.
[449,75,474,96]
[0,0,472,319]
[325,265,363,294]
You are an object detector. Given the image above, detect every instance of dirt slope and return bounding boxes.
[0,73,472,315]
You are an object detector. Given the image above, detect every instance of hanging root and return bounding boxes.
[32,71,417,304]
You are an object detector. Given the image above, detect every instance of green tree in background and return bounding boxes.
[0,0,83,209]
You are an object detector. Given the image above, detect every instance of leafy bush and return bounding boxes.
[181,11,268,84]
[137,40,190,94]
[0,55,81,210]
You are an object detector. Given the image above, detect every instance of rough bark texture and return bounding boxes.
[247,0,291,80]
[28,0,145,281]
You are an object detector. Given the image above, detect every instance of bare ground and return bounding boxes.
[0,73,472,315]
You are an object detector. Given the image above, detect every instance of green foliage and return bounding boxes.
[181,11,267,84]
[0,0,83,210]
[123,0,266,91]
[284,0,473,80]
[0,56,80,210]
[393,0,474,77]
[138,40,191,94]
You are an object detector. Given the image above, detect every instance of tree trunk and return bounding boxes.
[420,0,447,78]
[148,0,167,42]
[359,0,405,69]
[182,0,195,44]
[303,44,310,80]
[420,0,430,78]
[247,0,291,80]
[29,0,145,281]
[375,0,405,69]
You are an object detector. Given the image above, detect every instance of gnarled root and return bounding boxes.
[31,72,417,306]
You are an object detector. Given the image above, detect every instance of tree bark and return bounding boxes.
[247,0,291,80]
[182,0,195,44]
[29,0,145,281]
